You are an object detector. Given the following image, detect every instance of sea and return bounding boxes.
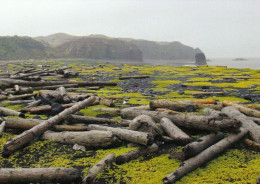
[142,57,260,70]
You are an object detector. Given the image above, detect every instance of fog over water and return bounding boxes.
[0,0,259,59]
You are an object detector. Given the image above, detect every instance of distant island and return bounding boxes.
[0,33,202,62]
[233,58,247,61]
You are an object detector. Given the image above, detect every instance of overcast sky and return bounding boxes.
[0,0,259,58]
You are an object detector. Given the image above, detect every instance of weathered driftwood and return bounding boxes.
[192,91,224,96]
[3,117,42,130]
[116,143,159,165]
[222,106,260,143]
[0,107,25,117]
[24,99,41,108]
[163,128,248,184]
[92,108,120,115]
[0,167,80,184]
[3,96,96,156]
[11,70,47,79]
[223,100,260,118]
[8,93,37,100]
[155,108,180,114]
[121,105,151,111]
[5,100,35,105]
[182,132,224,159]
[68,115,118,124]
[21,103,76,114]
[53,125,89,131]
[0,121,6,137]
[119,75,150,80]
[193,99,216,104]
[0,78,117,87]
[160,117,191,143]
[42,130,119,148]
[244,138,260,152]
[150,100,222,111]
[121,109,240,132]
[32,84,78,90]
[202,108,225,120]
[87,124,154,146]
[82,154,115,184]
[130,115,162,136]
[247,116,260,125]
[57,87,71,103]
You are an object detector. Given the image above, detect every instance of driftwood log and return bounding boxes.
[182,132,224,159]
[87,124,154,146]
[244,138,260,152]
[68,115,118,124]
[223,100,260,118]
[0,78,117,88]
[150,100,223,111]
[42,130,119,148]
[2,117,42,130]
[160,117,191,143]
[92,108,120,115]
[222,106,260,143]
[163,128,248,184]
[21,103,76,114]
[121,109,240,132]
[0,121,5,137]
[53,125,89,131]
[116,143,159,165]
[130,115,162,136]
[0,167,80,184]
[82,154,115,184]
[0,107,25,118]
[3,96,96,156]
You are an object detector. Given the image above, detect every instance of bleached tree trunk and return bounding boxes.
[53,125,89,131]
[87,124,154,146]
[82,154,115,184]
[116,143,159,165]
[42,130,119,148]
[223,100,260,118]
[163,129,248,184]
[0,167,80,184]
[182,132,224,159]
[68,115,118,124]
[8,93,36,100]
[160,117,191,143]
[121,109,240,132]
[3,117,42,130]
[222,106,260,143]
[0,107,25,118]
[202,108,226,120]
[0,121,6,137]
[3,96,96,156]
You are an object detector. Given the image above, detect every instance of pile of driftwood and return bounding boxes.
[0,67,259,183]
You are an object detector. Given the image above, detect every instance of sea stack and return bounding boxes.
[195,53,207,65]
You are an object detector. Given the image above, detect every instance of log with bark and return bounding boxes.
[121,109,240,132]
[223,100,260,118]
[150,100,222,111]
[0,78,117,88]
[3,96,96,156]
[53,125,89,131]
[87,124,154,146]
[222,106,260,143]
[116,143,159,165]
[82,154,115,184]
[68,115,118,124]
[163,128,248,184]
[2,117,42,130]
[0,167,80,184]
[160,117,191,143]
[0,107,25,118]
[41,130,120,148]
[119,75,150,80]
